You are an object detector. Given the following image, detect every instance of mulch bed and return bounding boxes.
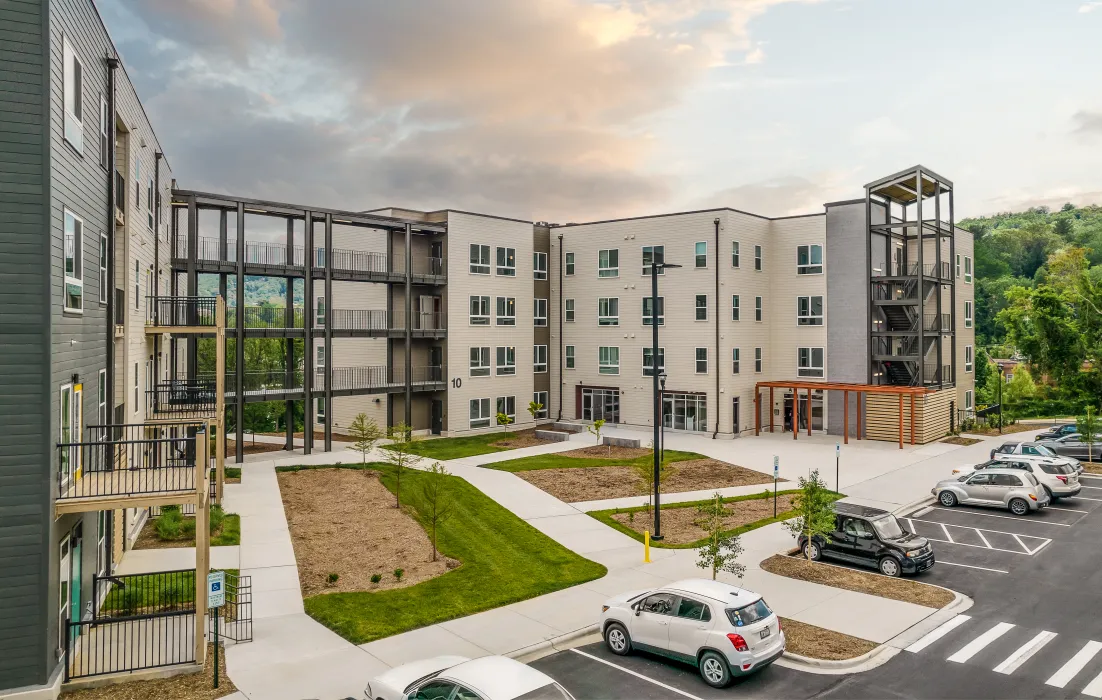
[611,494,794,545]
[761,554,955,608]
[278,468,452,597]
[966,423,1040,436]
[941,436,982,446]
[1082,462,1102,475]
[780,617,877,660]
[566,445,652,459]
[59,643,234,700]
[518,459,775,503]
[225,440,285,456]
[491,425,555,450]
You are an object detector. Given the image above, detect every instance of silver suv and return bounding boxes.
[933,467,1050,515]
[991,441,1081,472]
[955,458,1081,501]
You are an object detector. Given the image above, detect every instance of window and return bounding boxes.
[133,362,139,410]
[63,37,83,151]
[642,245,664,275]
[642,347,664,376]
[565,345,575,369]
[469,347,490,377]
[134,260,140,309]
[470,398,491,429]
[565,252,575,276]
[964,256,972,283]
[677,597,709,621]
[695,294,708,321]
[63,209,83,311]
[98,369,107,424]
[317,397,326,425]
[496,396,516,423]
[147,179,154,229]
[663,392,707,432]
[496,247,515,276]
[534,344,548,373]
[534,298,547,327]
[598,249,619,277]
[316,296,326,326]
[755,296,762,322]
[732,348,740,374]
[956,253,961,278]
[469,295,490,325]
[695,241,707,268]
[732,241,740,268]
[797,296,824,326]
[642,297,664,326]
[97,510,107,577]
[59,534,71,652]
[755,347,763,373]
[965,390,974,410]
[315,345,325,369]
[731,295,740,321]
[965,301,973,328]
[565,298,575,322]
[695,347,708,373]
[496,296,515,326]
[599,346,620,375]
[533,392,549,418]
[754,245,762,271]
[797,244,823,274]
[99,233,107,304]
[533,252,547,280]
[469,244,490,274]
[798,347,825,378]
[59,385,74,484]
[965,345,974,373]
[496,346,516,375]
[134,160,140,212]
[98,95,108,168]
[598,297,619,326]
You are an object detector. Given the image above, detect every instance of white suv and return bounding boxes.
[599,579,785,688]
[952,458,1081,501]
[991,441,1081,472]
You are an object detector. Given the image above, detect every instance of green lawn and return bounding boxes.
[587,490,844,549]
[225,467,242,480]
[101,569,240,615]
[212,514,241,546]
[279,463,608,644]
[383,431,516,460]
[489,448,703,472]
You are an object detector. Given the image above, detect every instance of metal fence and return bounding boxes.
[227,305,306,329]
[66,611,196,681]
[923,313,952,332]
[208,571,253,643]
[148,380,217,419]
[321,246,389,274]
[147,296,218,328]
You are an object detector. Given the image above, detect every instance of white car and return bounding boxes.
[366,656,574,700]
[599,578,785,688]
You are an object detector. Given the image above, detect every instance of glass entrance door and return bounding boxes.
[662,393,707,432]
[582,388,619,423]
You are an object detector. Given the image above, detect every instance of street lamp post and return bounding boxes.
[658,372,667,463]
[651,258,681,540]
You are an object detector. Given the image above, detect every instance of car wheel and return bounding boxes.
[1043,486,1058,502]
[879,556,902,577]
[804,541,822,561]
[939,491,957,507]
[1009,498,1029,516]
[699,650,732,689]
[604,622,632,656]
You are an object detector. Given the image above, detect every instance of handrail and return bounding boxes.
[146,296,218,327]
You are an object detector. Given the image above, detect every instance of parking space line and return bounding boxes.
[1012,534,1030,554]
[1029,539,1052,555]
[906,615,971,653]
[940,523,954,543]
[938,561,1009,574]
[912,506,933,517]
[1045,640,1102,688]
[994,630,1056,675]
[1046,505,1090,514]
[925,538,1031,555]
[948,622,1015,663]
[1074,496,1102,502]
[909,517,1052,556]
[569,649,708,700]
[976,529,993,549]
[929,506,1072,526]
[1081,668,1102,697]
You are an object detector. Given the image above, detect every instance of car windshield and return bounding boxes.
[726,599,771,627]
[1034,445,1057,457]
[515,683,574,700]
[1024,472,1040,486]
[871,514,905,540]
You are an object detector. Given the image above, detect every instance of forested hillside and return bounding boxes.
[196,274,305,306]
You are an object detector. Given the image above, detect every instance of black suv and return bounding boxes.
[797,503,934,577]
[1035,424,1078,441]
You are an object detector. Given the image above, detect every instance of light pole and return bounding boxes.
[658,372,667,463]
[651,258,681,540]
[998,364,1005,434]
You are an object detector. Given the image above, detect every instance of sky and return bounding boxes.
[98,0,1102,223]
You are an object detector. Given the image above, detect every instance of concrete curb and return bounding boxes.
[508,627,601,664]
[776,644,901,675]
[893,495,937,517]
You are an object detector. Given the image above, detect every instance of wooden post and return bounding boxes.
[769,387,774,433]
[807,387,812,437]
[754,389,760,436]
[843,391,849,445]
[857,392,862,440]
[194,423,211,667]
[898,394,904,449]
[910,393,916,446]
[793,390,798,440]
[215,297,226,504]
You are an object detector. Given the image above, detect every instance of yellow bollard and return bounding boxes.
[644,530,651,563]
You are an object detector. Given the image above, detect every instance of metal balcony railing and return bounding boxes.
[923,313,952,333]
[924,364,953,384]
[227,305,305,330]
[318,247,389,274]
[324,309,388,331]
[319,365,446,391]
[148,380,217,419]
[147,296,218,328]
[924,261,952,280]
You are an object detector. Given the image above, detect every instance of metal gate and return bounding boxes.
[208,571,252,643]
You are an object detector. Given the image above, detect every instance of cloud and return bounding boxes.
[1079,2,1102,12]
[690,172,855,217]
[1073,110,1102,135]
[982,186,1102,214]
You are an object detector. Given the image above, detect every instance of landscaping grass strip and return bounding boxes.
[761,554,955,608]
[384,428,551,460]
[490,448,703,472]
[941,436,982,446]
[100,569,240,615]
[278,463,607,644]
[780,617,877,661]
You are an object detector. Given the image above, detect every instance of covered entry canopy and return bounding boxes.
[754,381,933,449]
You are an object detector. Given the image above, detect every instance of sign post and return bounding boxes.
[207,571,225,688]
[836,443,841,494]
[773,456,779,518]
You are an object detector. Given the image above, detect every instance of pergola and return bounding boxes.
[754,381,932,449]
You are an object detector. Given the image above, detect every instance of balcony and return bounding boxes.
[203,365,446,403]
[56,422,208,515]
[871,261,953,280]
[148,380,218,420]
[146,296,222,333]
[114,170,126,227]
[923,313,952,333]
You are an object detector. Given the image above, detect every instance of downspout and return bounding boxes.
[557,232,564,421]
[153,151,162,383]
[105,55,118,422]
[713,218,720,439]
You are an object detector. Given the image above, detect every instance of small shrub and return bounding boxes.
[628,511,635,523]
[326,572,340,585]
[393,568,404,581]
[118,586,143,616]
[209,504,226,534]
[159,580,186,611]
[370,573,382,584]
[155,510,184,540]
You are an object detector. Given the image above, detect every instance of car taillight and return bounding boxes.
[777,618,782,632]
[1029,494,1037,501]
[1056,475,1068,484]
[727,633,749,652]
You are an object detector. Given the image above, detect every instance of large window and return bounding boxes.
[642,245,664,275]
[99,232,107,304]
[731,295,740,321]
[565,345,575,369]
[598,249,619,278]
[316,296,326,327]
[496,246,515,276]
[695,294,708,321]
[469,347,490,377]
[965,301,973,328]
[965,345,974,373]
[754,245,762,271]
[147,178,154,229]
[470,398,492,429]
[534,298,547,327]
[956,253,961,278]
[797,296,823,326]
[63,37,83,151]
[695,241,707,268]
[533,252,547,280]
[797,244,823,274]
[496,346,516,375]
[469,295,490,325]
[755,296,762,322]
[565,252,575,276]
[964,256,973,283]
[798,347,825,378]
[599,346,620,375]
[469,244,490,274]
[663,393,707,432]
[565,298,575,322]
[965,390,974,410]
[732,348,740,374]
[696,347,708,374]
[496,296,515,326]
[732,241,740,268]
[63,209,83,311]
[534,344,548,373]
[642,347,664,377]
[755,347,763,373]
[642,297,664,326]
[496,396,516,423]
[98,95,109,168]
[598,297,619,326]
[533,392,549,418]
[134,260,140,309]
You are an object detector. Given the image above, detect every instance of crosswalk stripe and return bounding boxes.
[994,630,1056,675]
[948,622,1015,663]
[1045,640,1102,688]
[906,615,971,653]
[1082,668,1102,698]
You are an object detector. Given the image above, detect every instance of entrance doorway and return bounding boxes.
[784,391,824,432]
[431,399,443,435]
[581,388,619,423]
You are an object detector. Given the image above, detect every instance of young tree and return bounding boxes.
[527,400,544,425]
[348,413,382,465]
[420,462,453,562]
[383,423,421,508]
[694,493,745,581]
[783,469,836,564]
[1079,406,1099,463]
[497,412,514,437]
[634,456,675,519]
[588,418,606,454]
